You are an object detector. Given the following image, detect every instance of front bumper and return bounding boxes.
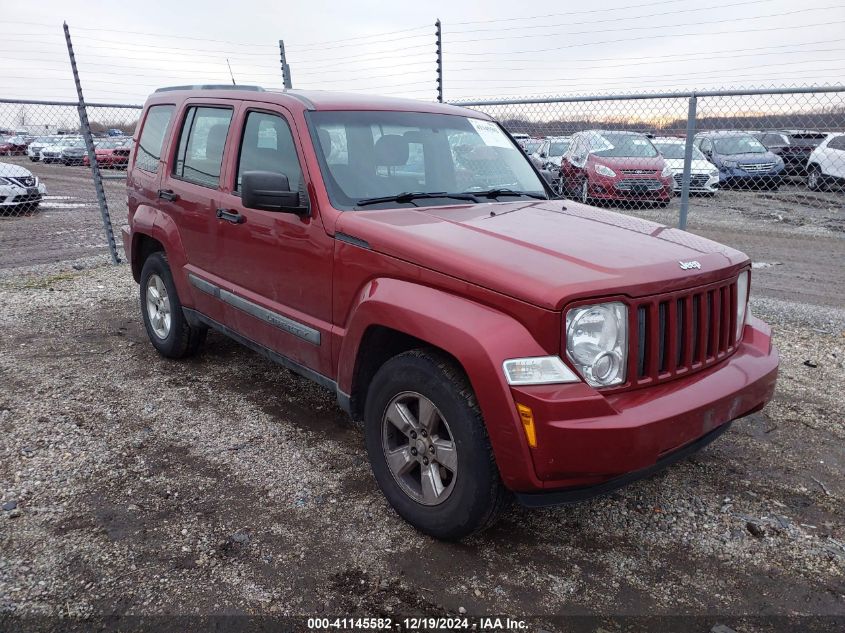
[671,172,719,193]
[0,183,47,207]
[587,174,673,201]
[506,315,778,495]
[719,164,784,185]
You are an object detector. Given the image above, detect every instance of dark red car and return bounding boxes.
[560,130,673,207]
[0,135,29,156]
[123,87,778,540]
[82,138,133,168]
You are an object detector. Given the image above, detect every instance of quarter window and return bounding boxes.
[135,105,174,173]
[236,111,303,193]
[173,106,233,188]
[828,135,845,151]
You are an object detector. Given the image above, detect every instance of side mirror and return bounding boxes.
[540,152,548,158]
[241,171,308,216]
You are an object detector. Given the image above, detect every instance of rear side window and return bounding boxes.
[236,111,302,193]
[173,106,233,188]
[828,135,845,151]
[135,105,174,173]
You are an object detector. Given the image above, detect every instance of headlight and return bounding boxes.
[0,177,11,185]
[736,270,749,342]
[502,356,579,385]
[723,160,737,169]
[709,169,719,177]
[565,302,628,387]
[661,164,673,178]
[594,163,616,177]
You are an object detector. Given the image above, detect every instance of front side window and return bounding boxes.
[136,105,175,173]
[173,106,233,188]
[308,110,546,210]
[236,111,302,193]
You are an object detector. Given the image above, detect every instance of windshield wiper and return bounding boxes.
[356,191,479,207]
[463,188,547,200]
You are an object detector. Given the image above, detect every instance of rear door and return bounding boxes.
[158,100,235,323]
[825,135,845,178]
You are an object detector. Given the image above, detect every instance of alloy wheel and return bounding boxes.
[145,273,172,339]
[381,391,458,506]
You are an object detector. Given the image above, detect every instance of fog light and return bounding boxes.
[516,403,537,448]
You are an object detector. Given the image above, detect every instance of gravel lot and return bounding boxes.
[1,157,844,631]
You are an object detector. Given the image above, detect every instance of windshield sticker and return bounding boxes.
[468,118,512,148]
[632,138,648,146]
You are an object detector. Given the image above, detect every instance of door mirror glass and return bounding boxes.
[241,170,306,214]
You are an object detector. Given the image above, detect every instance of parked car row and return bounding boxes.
[20,135,134,168]
[513,128,844,203]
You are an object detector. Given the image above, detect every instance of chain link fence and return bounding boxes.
[2,87,844,269]
[455,87,845,232]
[0,99,141,268]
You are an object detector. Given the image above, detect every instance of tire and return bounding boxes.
[807,165,826,192]
[580,179,590,205]
[139,251,206,358]
[363,349,508,540]
[654,199,670,208]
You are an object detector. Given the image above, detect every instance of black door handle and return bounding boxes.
[158,189,178,202]
[216,208,245,224]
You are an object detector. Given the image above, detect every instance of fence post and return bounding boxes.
[678,93,697,231]
[435,19,443,103]
[279,40,292,89]
[63,22,119,265]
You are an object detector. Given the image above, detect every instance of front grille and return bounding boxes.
[673,173,710,188]
[615,178,663,191]
[621,169,658,175]
[8,176,36,187]
[738,162,775,173]
[632,277,738,386]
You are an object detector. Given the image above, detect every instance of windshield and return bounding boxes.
[308,111,547,209]
[713,136,767,155]
[592,133,658,158]
[523,139,542,154]
[654,141,706,161]
[548,140,570,156]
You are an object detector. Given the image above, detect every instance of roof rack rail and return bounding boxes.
[154,84,265,93]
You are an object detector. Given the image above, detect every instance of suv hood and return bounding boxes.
[337,200,747,310]
[589,155,665,171]
[0,162,35,178]
[664,158,716,173]
[716,152,778,163]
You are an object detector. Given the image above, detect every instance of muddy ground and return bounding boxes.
[0,156,844,632]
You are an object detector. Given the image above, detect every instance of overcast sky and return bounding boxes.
[2,0,844,104]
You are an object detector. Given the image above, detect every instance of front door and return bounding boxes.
[212,104,334,377]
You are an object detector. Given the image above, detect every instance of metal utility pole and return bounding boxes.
[678,94,698,231]
[63,22,119,264]
[279,40,292,89]
[435,19,443,103]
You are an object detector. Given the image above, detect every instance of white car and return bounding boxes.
[27,135,64,162]
[39,136,82,164]
[652,137,720,194]
[807,133,845,191]
[0,162,47,211]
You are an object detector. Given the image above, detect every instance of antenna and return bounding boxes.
[226,59,237,85]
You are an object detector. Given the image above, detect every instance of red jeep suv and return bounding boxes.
[123,86,778,540]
